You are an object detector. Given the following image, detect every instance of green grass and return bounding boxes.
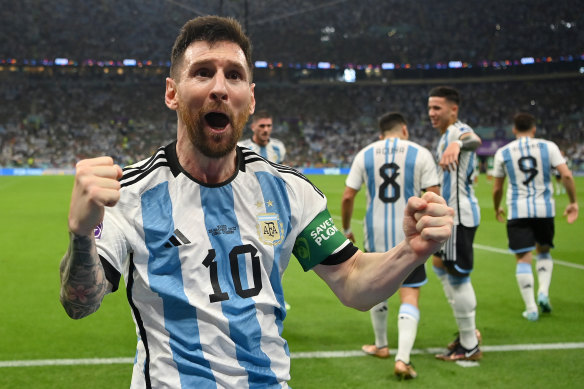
[1,174,583,388]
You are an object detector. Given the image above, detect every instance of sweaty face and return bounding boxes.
[171,40,255,158]
[428,96,456,133]
[251,117,273,146]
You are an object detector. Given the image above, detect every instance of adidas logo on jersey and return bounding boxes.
[164,229,191,248]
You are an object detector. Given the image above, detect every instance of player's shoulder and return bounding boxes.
[119,144,173,190]
[269,138,286,147]
[239,146,324,197]
[450,120,474,135]
[238,138,254,147]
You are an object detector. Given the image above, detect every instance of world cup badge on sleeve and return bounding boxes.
[94,222,103,239]
[256,213,284,246]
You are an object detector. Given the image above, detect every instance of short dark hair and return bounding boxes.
[378,112,406,134]
[513,112,536,132]
[252,110,272,122]
[170,16,253,80]
[429,86,461,106]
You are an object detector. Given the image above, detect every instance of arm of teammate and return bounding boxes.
[59,157,122,319]
[340,186,359,242]
[439,132,482,171]
[492,176,506,222]
[314,192,453,311]
[556,163,579,224]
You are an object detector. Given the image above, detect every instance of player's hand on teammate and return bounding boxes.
[564,202,579,224]
[439,141,461,171]
[68,157,123,237]
[403,192,454,258]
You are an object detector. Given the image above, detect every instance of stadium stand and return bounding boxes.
[1,0,583,171]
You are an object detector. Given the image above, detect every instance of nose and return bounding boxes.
[210,72,228,102]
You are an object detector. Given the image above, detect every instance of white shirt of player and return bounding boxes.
[492,136,566,219]
[346,137,439,252]
[436,120,480,227]
[95,144,352,388]
[238,138,286,163]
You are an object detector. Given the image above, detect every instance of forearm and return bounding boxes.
[318,241,424,311]
[493,189,503,211]
[562,175,578,203]
[59,232,109,319]
[341,200,354,231]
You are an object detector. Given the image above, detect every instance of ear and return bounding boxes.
[165,77,178,111]
[248,83,256,115]
[402,125,409,140]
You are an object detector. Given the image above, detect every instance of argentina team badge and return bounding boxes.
[256,212,284,246]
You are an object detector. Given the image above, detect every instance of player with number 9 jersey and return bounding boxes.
[492,137,565,219]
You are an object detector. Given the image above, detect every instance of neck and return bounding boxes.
[440,118,457,134]
[516,129,535,139]
[176,136,237,185]
[382,134,402,140]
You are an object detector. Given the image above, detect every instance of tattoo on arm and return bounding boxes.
[459,134,481,151]
[59,233,109,319]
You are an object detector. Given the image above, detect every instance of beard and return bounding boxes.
[178,102,250,159]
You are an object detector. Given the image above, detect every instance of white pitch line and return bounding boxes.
[2,343,584,368]
[473,243,584,270]
[330,214,584,270]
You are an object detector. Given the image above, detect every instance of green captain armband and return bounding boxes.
[293,209,348,271]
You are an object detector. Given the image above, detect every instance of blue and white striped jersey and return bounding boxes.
[238,138,286,163]
[492,137,565,219]
[345,138,439,252]
[96,143,354,388]
[436,121,481,227]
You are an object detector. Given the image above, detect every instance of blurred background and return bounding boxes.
[1,0,583,173]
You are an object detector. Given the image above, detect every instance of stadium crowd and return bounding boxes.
[1,0,582,65]
[1,71,583,171]
[1,0,583,171]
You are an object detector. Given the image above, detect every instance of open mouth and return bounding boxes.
[205,112,230,130]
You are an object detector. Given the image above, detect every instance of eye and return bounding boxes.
[194,68,212,78]
[226,70,243,80]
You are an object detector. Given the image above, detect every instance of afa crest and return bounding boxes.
[256,212,284,246]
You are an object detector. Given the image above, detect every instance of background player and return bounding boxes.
[342,112,440,379]
[492,112,578,321]
[428,86,483,362]
[238,109,286,163]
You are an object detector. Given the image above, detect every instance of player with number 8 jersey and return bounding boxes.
[345,127,438,252]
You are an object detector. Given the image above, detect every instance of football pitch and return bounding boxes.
[0,174,583,388]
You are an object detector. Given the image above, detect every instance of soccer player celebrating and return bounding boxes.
[492,112,578,321]
[342,112,440,379]
[59,16,454,388]
[428,86,483,362]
